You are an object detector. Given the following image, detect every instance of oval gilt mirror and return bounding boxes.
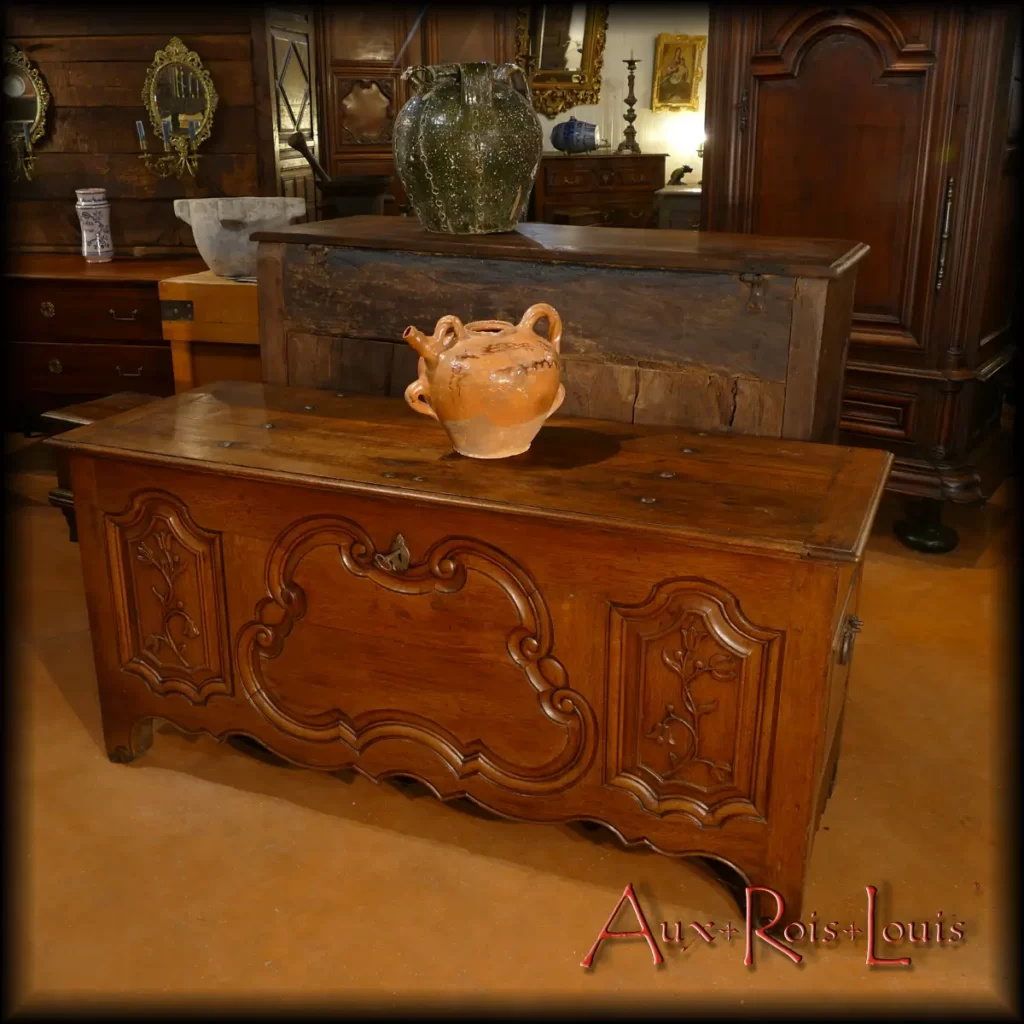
[142,37,218,150]
[3,43,50,181]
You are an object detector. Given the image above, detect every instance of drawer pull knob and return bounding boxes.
[40,301,55,318]
[373,533,411,574]
[48,358,63,374]
[116,365,144,377]
[109,308,140,321]
[838,615,863,665]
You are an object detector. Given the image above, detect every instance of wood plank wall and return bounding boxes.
[4,7,274,256]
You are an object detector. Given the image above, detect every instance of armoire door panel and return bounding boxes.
[745,16,950,358]
[704,5,1015,502]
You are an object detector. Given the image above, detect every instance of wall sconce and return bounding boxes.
[4,44,50,183]
[697,134,706,159]
[137,37,217,181]
[136,116,202,179]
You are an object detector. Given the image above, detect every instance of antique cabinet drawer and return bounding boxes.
[543,193,657,228]
[599,163,660,190]
[12,279,163,342]
[544,164,596,192]
[12,341,174,396]
[594,202,657,229]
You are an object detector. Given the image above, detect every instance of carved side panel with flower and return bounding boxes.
[104,491,231,703]
[606,578,784,828]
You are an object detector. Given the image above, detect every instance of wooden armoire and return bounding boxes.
[701,5,1019,552]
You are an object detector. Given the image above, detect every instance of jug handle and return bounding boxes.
[402,65,433,92]
[434,314,464,352]
[460,63,494,108]
[405,378,438,420]
[518,303,563,352]
[495,63,530,99]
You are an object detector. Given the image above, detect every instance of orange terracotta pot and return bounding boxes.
[403,303,565,459]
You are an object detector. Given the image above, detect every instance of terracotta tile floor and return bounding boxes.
[5,434,1017,1013]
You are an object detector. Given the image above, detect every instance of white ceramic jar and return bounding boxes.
[75,188,114,263]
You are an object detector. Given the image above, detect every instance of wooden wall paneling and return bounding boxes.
[318,5,517,215]
[3,8,255,36]
[320,6,418,215]
[423,5,518,64]
[5,9,269,256]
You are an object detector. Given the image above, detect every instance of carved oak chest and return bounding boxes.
[50,381,891,919]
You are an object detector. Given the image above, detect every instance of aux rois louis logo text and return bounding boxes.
[580,885,965,969]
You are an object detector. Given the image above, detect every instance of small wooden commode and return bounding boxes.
[532,153,668,227]
[6,254,205,430]
[49,382,891,919]
[159,270,262,392]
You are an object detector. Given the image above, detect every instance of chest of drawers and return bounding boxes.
[532,153,667,227]
[6,254,205,429]
[49,381,891,921]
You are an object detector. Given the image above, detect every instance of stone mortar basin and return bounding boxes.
[174,197,307,279]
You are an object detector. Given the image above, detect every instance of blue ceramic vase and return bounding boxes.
[393,62,543,235]
[550,116,600,154]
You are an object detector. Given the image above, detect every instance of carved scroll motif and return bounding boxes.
[105,491,231,703]
[235,515,597,794]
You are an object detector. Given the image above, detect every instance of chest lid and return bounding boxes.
[48,381,892,563]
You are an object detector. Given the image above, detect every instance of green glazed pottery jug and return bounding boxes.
[393,62,543,234]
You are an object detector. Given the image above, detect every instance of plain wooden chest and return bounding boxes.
[253,217,869,443]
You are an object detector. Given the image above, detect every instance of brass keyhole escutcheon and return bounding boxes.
[48,358,63,374]
[40,301,55,317]
[373,533,411,574]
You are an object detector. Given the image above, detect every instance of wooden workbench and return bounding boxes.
[159,270,261,392]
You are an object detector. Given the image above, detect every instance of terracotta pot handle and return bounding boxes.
[519,303,562,352]
[547,382,566,419]
[435,314,464,352]
[404,378,438,420]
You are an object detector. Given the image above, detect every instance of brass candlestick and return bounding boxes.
[616,57,641,155]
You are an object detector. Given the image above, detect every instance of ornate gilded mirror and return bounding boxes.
[3,43,50,181]
[138,37,218,179]
[515,5,609,117]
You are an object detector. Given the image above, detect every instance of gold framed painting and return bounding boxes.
[651,33,706,112]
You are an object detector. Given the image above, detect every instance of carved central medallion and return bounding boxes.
[235,514,596,794]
